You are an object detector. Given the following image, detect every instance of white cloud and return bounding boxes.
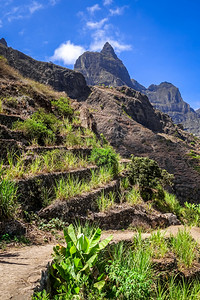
[87,18,108,29]
[103,0,113,6]
[87,4,101,14]
[29,1,43,14]
[109,6,126,16]
[89,28,132,53]
[51,41,86,65]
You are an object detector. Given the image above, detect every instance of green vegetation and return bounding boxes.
[128,155,173,201]
[2,96,18,108]
[96,191,116,212]
[0,99,3,113]
[55,167,113,201]
[171,227,197,267]
[51,97,74,118]
[106,234,152,299]
[156,277,200,300]
[0,165,18,220]
[149,229,168,258]
[14,109,58,145]
[49,223,112,299]
[125,187,142,205]
[3,150,89,179]
[89,146,119,175]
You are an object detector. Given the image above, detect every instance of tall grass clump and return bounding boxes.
[55,167,113,201]
[171,228,197,267]
[0,165,18,220]
[0,100,3,113]
[96,191,116,212]
[125,187,142,205]
[149,230,168,258]
[156,276,200,300]
[153,190,182,217]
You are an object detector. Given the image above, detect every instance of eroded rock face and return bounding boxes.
[0,41,89,100]
[145,82,200,136]
[74,42,134,88]
[82,85,200,204]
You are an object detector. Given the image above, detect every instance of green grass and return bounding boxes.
[55,167,113,201]
[0,100,3,113]
[149,229,168,258]
[156,277,200,300]
[4,150,89,179]
[106,233,153,299]
[96,191,116,212]
[0,165,19,220]
[125,187,142,205]
[171,228,197,267]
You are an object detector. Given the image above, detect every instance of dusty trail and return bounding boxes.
[1,225,200,299]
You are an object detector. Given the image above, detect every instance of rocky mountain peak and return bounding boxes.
[74,42,134,88]
[100,42,118,59]
[0,38,7,47]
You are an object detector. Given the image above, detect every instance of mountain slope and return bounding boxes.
[0,39,89,100]
[74,42,200,136]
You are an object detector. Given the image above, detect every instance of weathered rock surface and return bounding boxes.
[144,82,200,136]
[74,42,134,88]
[82,85,200,204]
[0,40,89,100]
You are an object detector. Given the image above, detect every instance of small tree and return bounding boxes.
[128,156,173,201]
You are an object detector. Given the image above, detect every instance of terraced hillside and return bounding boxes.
[2,54,200,299]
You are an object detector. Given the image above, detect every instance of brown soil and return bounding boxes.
[1,225,200,299]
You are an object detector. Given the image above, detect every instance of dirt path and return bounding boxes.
[1,225,200,299]
[0,244,54,300]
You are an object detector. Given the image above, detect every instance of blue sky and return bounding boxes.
[1,0,200,109]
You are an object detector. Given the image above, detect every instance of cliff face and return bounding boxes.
[74,42,134,88]
[0,40,89,100]
[145,82,200,136]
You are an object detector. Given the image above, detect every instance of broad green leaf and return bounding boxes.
[87,228,101,253]
[99,235,113,250]
[67,224,77,245]
[81,253,97,271]
[74,287,80,294]
[70,245,76,255]
[74,257,82,269]
[94,280,105,291]
[77,234,89,252]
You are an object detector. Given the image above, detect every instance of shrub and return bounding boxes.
[128,156,173,201]
[13,109,60,145]
[51,97,74,118]
[89,146,119,175]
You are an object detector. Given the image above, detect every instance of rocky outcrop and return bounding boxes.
[82,85,200,204]
[0,40,89,100]
[74,42,134,88]
[144,82,200,136]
